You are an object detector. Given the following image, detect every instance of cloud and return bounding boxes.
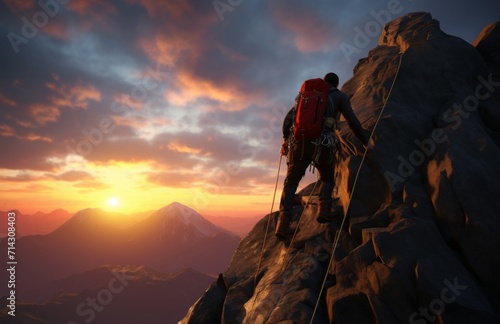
[272,4,335,53]
[0,124,15,137]
[50,170,94,182]
[3,0,34,13]
[74,179,110,190]
[42,19,71,41]
[0,183,52,193]
[1,0,500,203]
[167,141,203,155]
[0,0,358,184]
[64,0,119,33]
[29,104,61,125]
[0,135,62,171]
[145,171,203,189]
[0,171,41,182]
[164,71,249,111]
[0,92,17,107]
[46,79,102,110]
[0,124,53,143]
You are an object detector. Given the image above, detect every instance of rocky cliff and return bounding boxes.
[181,12,500,324]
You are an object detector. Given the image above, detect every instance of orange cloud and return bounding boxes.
[0,92,17,107]
[24,133,53,142]
[139,34,197,68]
[165,71,248,111]
[111,114,147,128]
[46,80,102,110]
[71,85,102,102]
[167,141,202,155]
[0,124,51,142]
[14,119,35,129]
[67,0,118,29]
[29,104,60,125]
[140,35,245,109]
[3,0,35,13]
[110,114,171,138]
[53,170,94,182]
[0,170,42,182]
[43,20,71,41]
[273,8,333,53]
[0,125,15,137]
[113,93,144,111]
[136,11,250,111]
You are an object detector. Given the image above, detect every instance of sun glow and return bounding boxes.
[107,197,120,207]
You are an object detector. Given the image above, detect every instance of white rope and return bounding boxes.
[309,51,405,323]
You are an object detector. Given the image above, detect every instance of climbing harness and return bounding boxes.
[309,51,405,324]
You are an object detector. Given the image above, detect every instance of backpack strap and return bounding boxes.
[329,88,340,121]
[322,89,339,132]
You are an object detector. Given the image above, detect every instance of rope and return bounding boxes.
[252,153,283,297]
[309,51,405,323]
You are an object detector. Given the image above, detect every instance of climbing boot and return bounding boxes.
[275,214,294,240]
[316,204,341,223]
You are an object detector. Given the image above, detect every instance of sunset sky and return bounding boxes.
[1,0,499,217]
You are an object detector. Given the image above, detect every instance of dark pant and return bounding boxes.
[279,141,335,220]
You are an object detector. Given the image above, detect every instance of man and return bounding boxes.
[275,72,373,240]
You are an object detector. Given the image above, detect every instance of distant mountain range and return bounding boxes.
[0,265,214,324]
[0,208,260,238]
[0,209,73,237]
[0,202,240,301]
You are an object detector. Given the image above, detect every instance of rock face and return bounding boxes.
[181,12,500,323]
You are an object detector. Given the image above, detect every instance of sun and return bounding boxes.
[107,197,120,208]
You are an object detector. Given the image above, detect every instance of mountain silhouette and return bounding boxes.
[0,202,240,301]
[14,209,73,237]
[130,202,233,242]
[181,13,500,323]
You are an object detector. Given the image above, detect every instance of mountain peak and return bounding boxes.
[32,211,45,217]
[50,208,71,215]
[379,12,442,52]
[136,202,234,242]
[66,208,105,222]
[158,202,205,224]
[50,208,121,237]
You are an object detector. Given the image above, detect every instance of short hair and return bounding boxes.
[323,72,339,87]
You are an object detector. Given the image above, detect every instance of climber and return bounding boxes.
[275,72,374,240]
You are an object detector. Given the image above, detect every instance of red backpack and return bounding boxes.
[293,78,331,142]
